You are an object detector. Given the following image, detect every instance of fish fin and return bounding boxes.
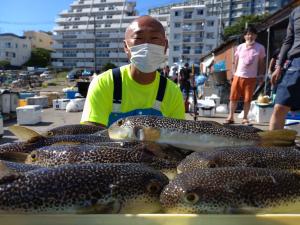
[51,142,81,146]
[8,125,43,142]
[0,160,20,184]
[0,152,29,163]
[139,127,161,142]
[77,199,121,214]
[258,129,297,146]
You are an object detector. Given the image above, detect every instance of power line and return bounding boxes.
[0,20,54,25]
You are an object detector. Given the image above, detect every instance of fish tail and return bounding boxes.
[258,129,297,146]
[8,126,43,142]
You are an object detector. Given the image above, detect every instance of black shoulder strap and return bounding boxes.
[112,67,122,104]
[156,75,167,102]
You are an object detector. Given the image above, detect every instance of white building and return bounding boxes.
[167,5,218,66]
[52,0,169,69]
[0,33,31,66]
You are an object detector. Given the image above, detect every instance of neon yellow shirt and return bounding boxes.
[81,64,185,126]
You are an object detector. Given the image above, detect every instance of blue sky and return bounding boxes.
[0,0,183,35]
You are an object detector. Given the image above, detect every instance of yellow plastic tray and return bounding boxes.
[0,214,299,225]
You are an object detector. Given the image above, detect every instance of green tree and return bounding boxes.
[101,62,117,72]
[223,14,269,41]
[0,60,10,69]
[25,48,52,67]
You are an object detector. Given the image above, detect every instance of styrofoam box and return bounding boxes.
[255,105,274,123]
[199,107,215,117]
[53,99,70,110]
[27,96,49,108]
[205,96,221,106]
[16,105,42,125]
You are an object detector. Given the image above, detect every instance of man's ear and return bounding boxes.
[123,40,129,54]
[164,38,168,54]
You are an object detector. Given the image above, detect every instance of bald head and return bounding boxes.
[125,16,165,39]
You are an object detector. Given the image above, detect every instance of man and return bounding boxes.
[179,63,192,102]
[269,6,300,130]
[81,16,185,127]
[225,26,266,125]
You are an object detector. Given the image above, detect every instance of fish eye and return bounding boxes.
[47,131,54,136]
[146,180,161,194]
[184,192,199,204]
[30,152,37,161]
[117,119,124,127]
[209,162,216,168]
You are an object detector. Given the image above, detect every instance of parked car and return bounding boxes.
[40,71,53,79]
[66,69,83,81]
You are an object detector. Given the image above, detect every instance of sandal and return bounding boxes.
[242,119,253,126]
[224,119,234,125]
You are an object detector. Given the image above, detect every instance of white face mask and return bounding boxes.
[128,43,166,73]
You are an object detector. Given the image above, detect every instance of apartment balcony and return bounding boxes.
[109,52,127,58]
[77,62,94,67]
[52,44,63,49]
[77,33,94,39]
[52,62,63,67]
[77,43,94,49]
[51,53,63,58]
[77,53,94,58]
[52,34,63,40]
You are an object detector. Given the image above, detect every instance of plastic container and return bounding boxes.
[19,92,35,99]
[40,92,61,107]
[27,96,49,108]
[53,99,70,110]
[10,92,19,112]
[77,81,90,98]
[64,90,77,99]
[16,105,42,125]
[1,93,11,114]
[18,99,27,107]
[254,103,274,123]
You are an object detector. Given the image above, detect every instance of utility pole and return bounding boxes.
[218,0,223,46]
[117,0,126,67]
[93,14,97,72]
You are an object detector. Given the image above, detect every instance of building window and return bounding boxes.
[174,22,181,28]
[23,44,27,48]
[206,32,215,39]
[207,20,214,26]
[15,44,18,48]
[74,17,80,21]
[174,34,181,40]
[184,11,193,19]
[99,7,105,11]
[101,0,106,2]
[107,15,113,18]
[13,53,16,58]
[73,25,78,28]
[197,9,204,15]
[76,9,82,12]
[195,45,203,54]
[173,57,179,63]
[196,22,204,30]
[173,46,180,51]
[205,45,213,51]
[97,16,103,19]
[105,24,111,27]
[183,46,191,54]
[174,11,181,16]
[5,42,11,48]
[182,23,192,31]
[64,25,69,29]
[108,6,114,10]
